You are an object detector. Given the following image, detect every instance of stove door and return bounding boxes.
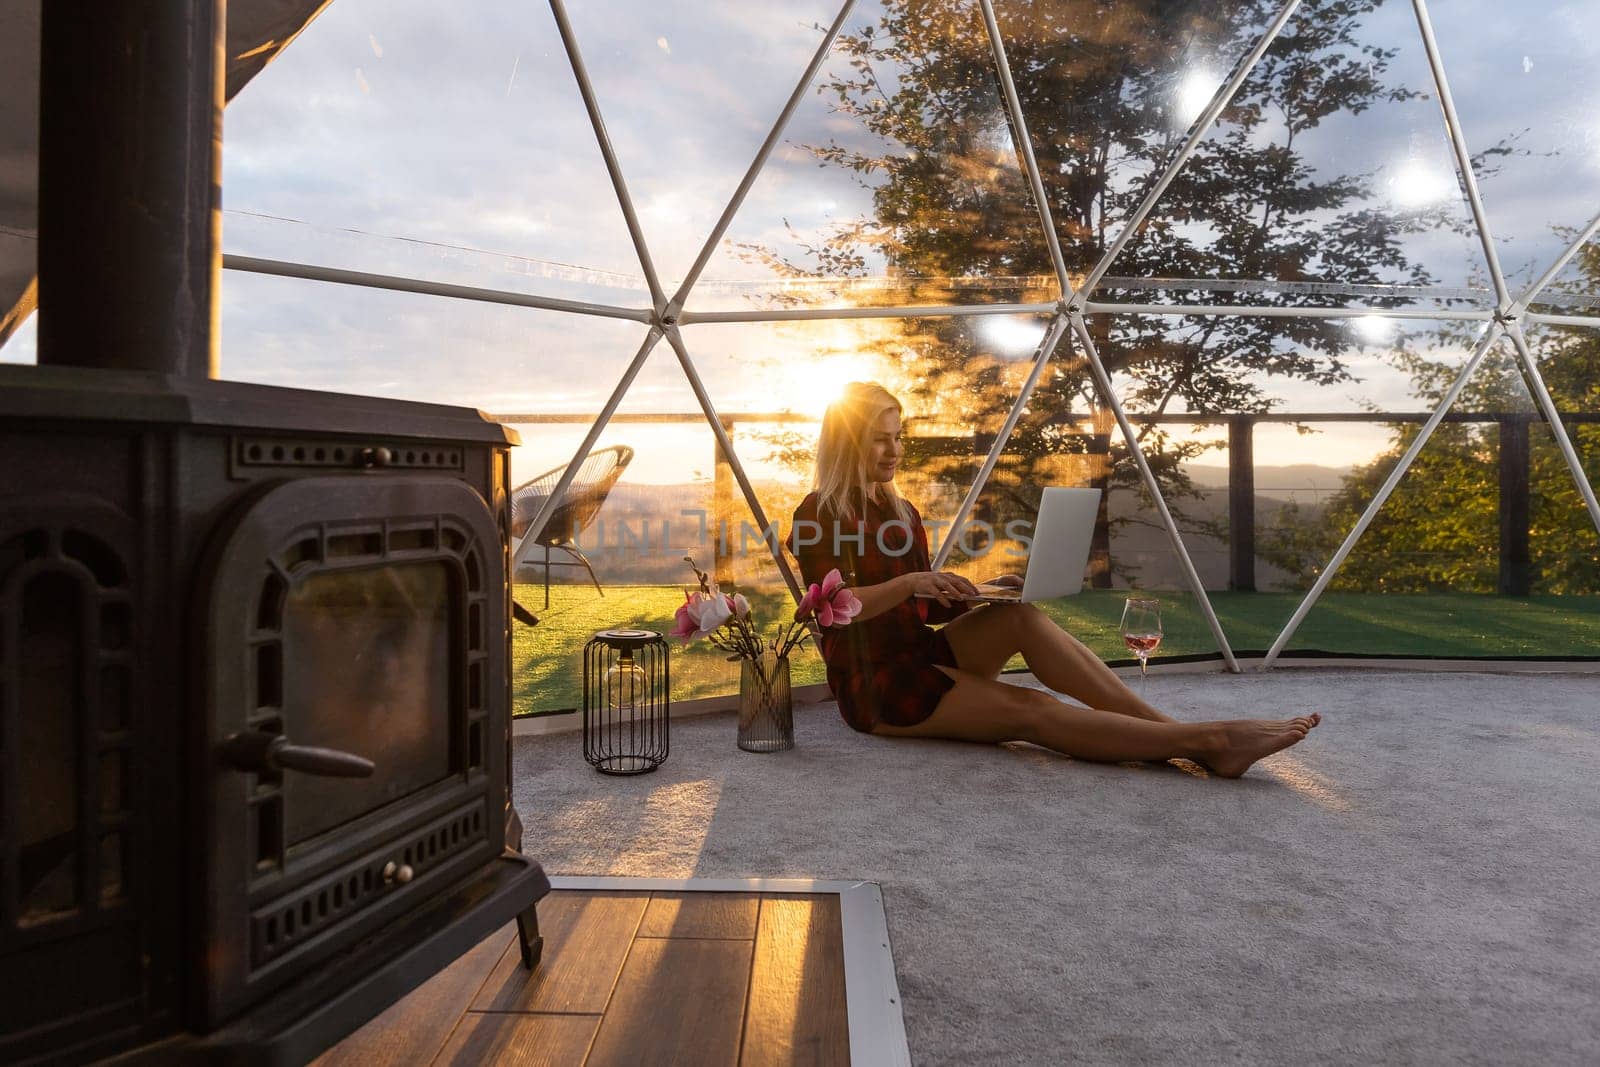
[194,475,508,1028]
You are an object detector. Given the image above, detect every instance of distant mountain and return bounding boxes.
[1185,463,1352,500]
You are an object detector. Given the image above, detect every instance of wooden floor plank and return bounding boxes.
[584,937,754,1067]
[433,1013,600,1067]
[637,893,761,940]
[314,888,859,1067]
[314,923,516,1066]
[472,891,649,1014]
[740,895,850,1067]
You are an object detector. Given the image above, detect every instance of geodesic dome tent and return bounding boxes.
[4,0,1598,703]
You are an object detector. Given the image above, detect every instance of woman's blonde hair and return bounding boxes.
[813,381,913,525]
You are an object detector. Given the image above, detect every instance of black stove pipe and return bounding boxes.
[36,0,224,380]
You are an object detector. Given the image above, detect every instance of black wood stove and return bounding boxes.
[0,3,548,1062]
[0,370,550,1065]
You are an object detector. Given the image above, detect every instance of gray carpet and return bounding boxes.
[512,669,1600,1065]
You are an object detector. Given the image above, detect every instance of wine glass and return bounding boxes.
[1119,596,1163,699]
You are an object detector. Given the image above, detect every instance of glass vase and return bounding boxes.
[737,652,793,753]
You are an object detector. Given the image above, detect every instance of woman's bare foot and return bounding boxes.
[1198,714,1321,778]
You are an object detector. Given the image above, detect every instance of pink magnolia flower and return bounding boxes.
[726,592,751,621]
[796,568,861,628]
[672,590,733,643]
[694,592,732,634]
[670,591,701,642]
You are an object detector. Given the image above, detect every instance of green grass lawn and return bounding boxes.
[513,583,1600,716]
[512,584,818,717]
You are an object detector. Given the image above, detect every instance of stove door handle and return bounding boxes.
[222,731,376,778]
[273,739,376,778]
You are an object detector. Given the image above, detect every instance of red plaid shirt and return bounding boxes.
[791,491,967,730]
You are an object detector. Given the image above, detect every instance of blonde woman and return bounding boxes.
[790,382,1319,777]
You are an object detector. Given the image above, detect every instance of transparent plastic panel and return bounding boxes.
[504,348,768,713]
[1005,345,1233,665]
[220,269,647,409]
[1265,336,1598,657]
[1431,3,1600,295]
[1522,325,1600,418]
[1529,236,1600,319]
[222,0,649,309]
[1237,412,1485,657]
[994,0,1279,295]
[692,0,1050,315]
[656,326,820,598]
[1091,0,1489,311]
[559,0,836,296]
[1081,311,1468,419]
[1289,332,1536,613]
[1078,312,1523,660]
[919,322,1093,596]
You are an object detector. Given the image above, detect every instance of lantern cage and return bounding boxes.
[582,628,669,775]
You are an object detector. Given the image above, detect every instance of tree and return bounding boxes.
[742,0,1455,584]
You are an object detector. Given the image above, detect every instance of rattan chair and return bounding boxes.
[510,445,634,609]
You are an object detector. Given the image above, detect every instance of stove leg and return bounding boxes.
[516,903,543,970]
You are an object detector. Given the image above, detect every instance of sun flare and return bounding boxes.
[757,318,900,417]
[772,353,886,417]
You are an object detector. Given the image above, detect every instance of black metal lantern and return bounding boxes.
[583,628,670,774]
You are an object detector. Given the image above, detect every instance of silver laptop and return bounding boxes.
[922,487,1101,603]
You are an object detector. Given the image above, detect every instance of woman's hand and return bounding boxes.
[981,573,1024,590]
[902,570,980,607]
[827,570,981,623]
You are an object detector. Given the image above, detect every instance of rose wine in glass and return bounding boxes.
[1120,596,1162,699]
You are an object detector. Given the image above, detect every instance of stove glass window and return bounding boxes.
[282,562,453,846]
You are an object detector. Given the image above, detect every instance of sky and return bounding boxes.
[5,0,1598,485]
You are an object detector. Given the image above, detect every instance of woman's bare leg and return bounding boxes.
[942,603,1175,722]
[874,669,1320,778]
